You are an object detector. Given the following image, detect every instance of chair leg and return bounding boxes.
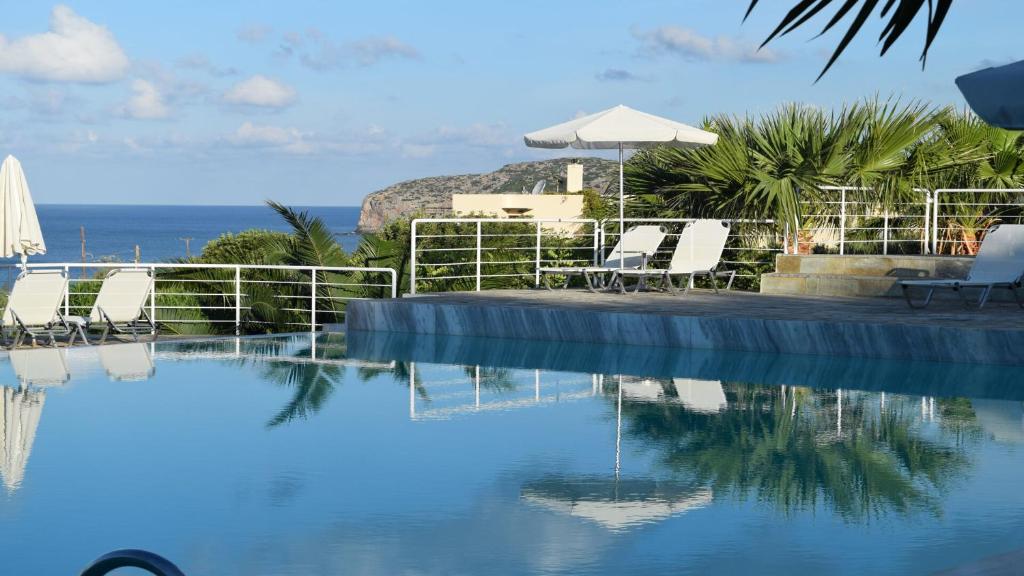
[665,273,678,295]
[977,286,992,309]
[902,285,936,309]
[708,272,719,294]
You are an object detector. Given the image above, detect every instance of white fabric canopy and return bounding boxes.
[524,105,717,268]
[0,155,46,265]
[524,104,718,149]
[956,60,1024,129]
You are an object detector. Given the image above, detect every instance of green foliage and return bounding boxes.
[746,0,952,81]
[198,229,291,265]
[580,188,615,222]
[626,99,1024,256]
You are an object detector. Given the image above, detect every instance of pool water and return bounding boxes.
[1,333,1023,575]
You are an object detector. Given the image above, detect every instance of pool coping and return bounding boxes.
[345,290,1024,366]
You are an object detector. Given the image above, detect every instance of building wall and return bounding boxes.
[451,194,584,220]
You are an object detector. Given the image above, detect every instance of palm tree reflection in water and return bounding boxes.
[614,380,973,520]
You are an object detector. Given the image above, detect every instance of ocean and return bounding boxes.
[30,204,362,264]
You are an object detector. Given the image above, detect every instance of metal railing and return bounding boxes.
[932,188,1024,254]
[10,262,397,334]
[410,218,600,294]
[794,186,932,255]
[409,217,779,294]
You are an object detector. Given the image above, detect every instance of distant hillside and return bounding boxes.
[356,158,619,232]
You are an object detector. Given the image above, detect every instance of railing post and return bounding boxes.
[475,220,482,292]
[63,265,70,318]
[390,269,397,299]
[592,220,600,266]
[234,266,241,336]
[793,217,800,255]
[310,268,317,333]
[923,190,931,255]
[149,265,156,335]
[534,220,542,287]
[932,190,940,255]
[783,221,789,255]
[839,187,846,255]
[409,220,418,295]
[883,211,889,255]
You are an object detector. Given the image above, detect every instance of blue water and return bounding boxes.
[2,333,1023,575]
[31,204,362,264]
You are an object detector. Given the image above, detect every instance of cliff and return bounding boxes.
[356,158,618,232]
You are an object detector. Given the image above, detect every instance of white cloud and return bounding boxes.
[430,123,513,148]
[0,5,129,83]
[123,79,169,119]
[400,143,435,158]
[176,53,237,77]
[633,26,780,63]
[228,121,312,153]
[223,75,296,108]
[237,24,272,44]
[285,30,420,70]
[595,68,647,82]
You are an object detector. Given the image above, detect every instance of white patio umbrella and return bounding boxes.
[956,60,1024,129]
[0,155,46,269]
[524,105,717,267]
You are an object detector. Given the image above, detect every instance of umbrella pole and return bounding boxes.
[618,142,624,270]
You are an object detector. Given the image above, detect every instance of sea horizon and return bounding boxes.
[28,204,362,265]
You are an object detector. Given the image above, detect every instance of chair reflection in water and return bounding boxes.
[99,343,156,381]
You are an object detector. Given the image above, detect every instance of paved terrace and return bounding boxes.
[346,289,1024,366]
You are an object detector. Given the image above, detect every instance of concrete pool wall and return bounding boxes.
[346,290,1024,366]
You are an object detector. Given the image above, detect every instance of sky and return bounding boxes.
[0,0,1019,206]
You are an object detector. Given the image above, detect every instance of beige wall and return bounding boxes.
[452,194,583,219]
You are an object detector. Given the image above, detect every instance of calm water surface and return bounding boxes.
[0,333,1022,575]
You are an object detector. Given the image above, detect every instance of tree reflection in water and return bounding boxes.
[615,380,974,520]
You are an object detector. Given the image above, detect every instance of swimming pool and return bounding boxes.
[1,333,1023,575]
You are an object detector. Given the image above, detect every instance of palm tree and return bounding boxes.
[745,0,954,80]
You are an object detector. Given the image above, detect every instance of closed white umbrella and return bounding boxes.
[0,155,46,269]
[524,105,717,268]
[956,60,1024,129]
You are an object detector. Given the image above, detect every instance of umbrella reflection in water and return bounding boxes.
[0,348,69,492]
[522,374,722,531]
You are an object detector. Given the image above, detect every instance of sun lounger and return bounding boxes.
[1,269,74,348]
[67,268,156,344]
[98,343,155,381]
[612,219,734,294]
[539,225,667,291]
[900,224,1024,308]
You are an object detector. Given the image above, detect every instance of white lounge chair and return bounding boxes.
[612,219,734,294]
[68,269,156,344]
[900,224,1024,308]
[539,225,667,291]
[1,269,74,348]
